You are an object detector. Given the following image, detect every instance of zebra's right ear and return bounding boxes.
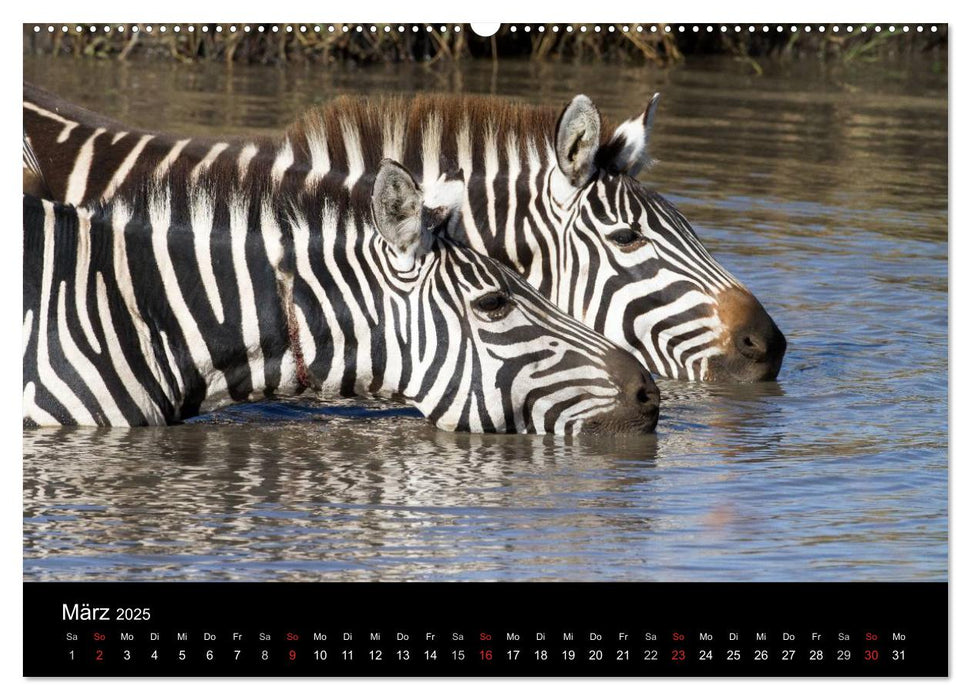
[372,159,424,255]
[555,95,602,187]
[596,93,661,177]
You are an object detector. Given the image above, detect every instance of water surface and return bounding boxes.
[23,55,947,581]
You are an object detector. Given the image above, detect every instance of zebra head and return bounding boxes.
[366,160,660,434]
[548,94,787,383]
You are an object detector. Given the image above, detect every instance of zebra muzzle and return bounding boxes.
[712,286,787,382]
[581,348,660,434]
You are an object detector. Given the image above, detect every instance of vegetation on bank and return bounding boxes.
[23,23,947,66]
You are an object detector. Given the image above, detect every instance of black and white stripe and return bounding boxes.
[23,159,659,433]
[23,84,786,383]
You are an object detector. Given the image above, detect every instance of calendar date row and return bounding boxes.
[65,645,907,665]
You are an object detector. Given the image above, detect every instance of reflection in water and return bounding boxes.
[25,414,661,581]
[23,55,946,582]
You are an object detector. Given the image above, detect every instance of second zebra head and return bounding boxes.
[542,94,788,383]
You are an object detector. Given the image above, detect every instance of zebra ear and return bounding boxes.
[372,159,424,254]
[597,92,661,177]
[555,95,602,187]
[372,161,465,257]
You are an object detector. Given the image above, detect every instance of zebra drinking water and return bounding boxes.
[23,158,659,433]
[23,83,786,383]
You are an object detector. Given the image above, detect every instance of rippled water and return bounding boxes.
[22,55,947,581]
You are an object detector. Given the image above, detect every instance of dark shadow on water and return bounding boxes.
[186,398,423,424]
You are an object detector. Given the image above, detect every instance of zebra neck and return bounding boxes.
[284,204,409,405]
[140,199,308,419]
[458,163,570,303]
[31,195,310,425]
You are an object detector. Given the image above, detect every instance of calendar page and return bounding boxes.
[21,17,948,678]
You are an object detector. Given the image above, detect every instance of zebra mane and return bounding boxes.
[104,153,364,235]
[286,94,615,174]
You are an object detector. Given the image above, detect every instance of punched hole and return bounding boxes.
[470,23,500,37]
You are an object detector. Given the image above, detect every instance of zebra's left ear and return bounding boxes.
[596,93,661,177]
[555,95,602,187]
[372,160,465,258]
[372,159,424,254]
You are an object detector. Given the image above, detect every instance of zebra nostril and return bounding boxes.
[736,331,768,360]
[631,371,660,414]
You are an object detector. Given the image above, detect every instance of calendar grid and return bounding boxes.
[24,582,947,677]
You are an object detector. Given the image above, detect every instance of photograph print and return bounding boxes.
[23,22,947,589]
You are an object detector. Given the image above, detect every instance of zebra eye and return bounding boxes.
[607,228,645,249]
[473,291,513,320]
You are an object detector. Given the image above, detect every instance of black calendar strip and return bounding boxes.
[24,582,947,677]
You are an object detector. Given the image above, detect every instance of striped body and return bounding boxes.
[23,161,659,433]
[24,83,786,382]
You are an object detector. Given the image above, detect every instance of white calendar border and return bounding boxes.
[3,0,963,696]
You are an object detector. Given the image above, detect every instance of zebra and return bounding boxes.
[23,82,787,383]
[23,158,660,433]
